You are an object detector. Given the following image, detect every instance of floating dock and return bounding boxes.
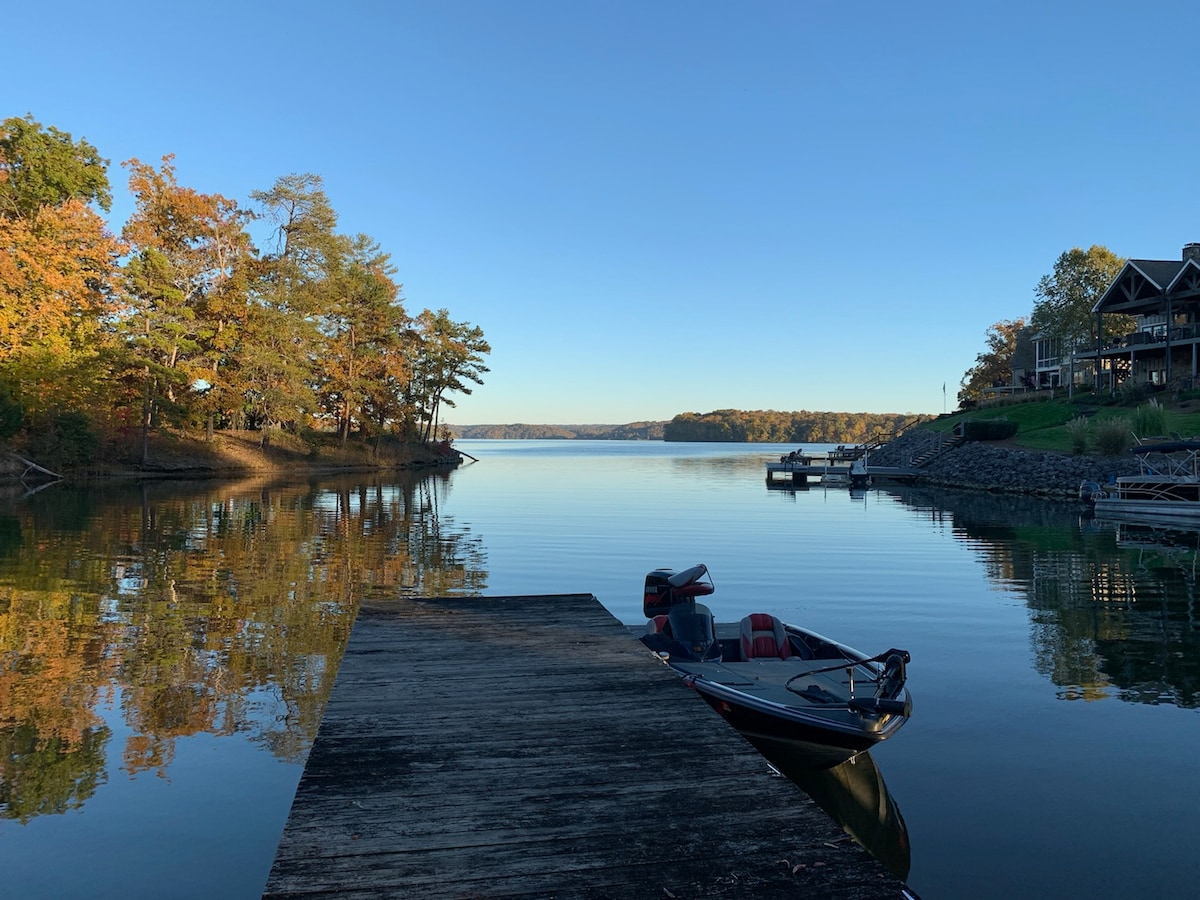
[262,593,909,898]
[765,460,920,487]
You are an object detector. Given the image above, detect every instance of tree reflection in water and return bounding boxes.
[0,472,486,822]
[885,486,1200,709]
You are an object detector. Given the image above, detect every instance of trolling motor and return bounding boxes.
[786,646,912,716]
[847,650,911,716]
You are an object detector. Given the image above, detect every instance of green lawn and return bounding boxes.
[923,392,1200,454]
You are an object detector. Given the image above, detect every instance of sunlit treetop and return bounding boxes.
[0,114,112,219]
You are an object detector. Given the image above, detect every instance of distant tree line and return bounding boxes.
[664,409,922,443]
[0,114,490,468]
[452,421,666,440]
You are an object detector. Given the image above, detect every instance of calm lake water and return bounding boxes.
[2,439,1199,898]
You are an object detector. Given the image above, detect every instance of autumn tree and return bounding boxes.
[119,156,255,460]
[958,318,1027,404]
[0,117,124,428]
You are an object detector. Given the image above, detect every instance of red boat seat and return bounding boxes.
[740,613,792,660]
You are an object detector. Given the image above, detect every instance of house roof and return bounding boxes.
[1094,257,1200,315]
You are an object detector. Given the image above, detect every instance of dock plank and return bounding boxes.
[263,594,907,899]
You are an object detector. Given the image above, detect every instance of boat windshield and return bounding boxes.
[667,602,718,660]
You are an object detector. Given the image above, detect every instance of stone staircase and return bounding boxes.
[910,433,967,468]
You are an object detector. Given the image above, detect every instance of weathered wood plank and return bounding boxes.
[263,594,908,899]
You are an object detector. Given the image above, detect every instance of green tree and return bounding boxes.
[409,309,490,443]
[241,174,340,436]
[0,114,111,219]
[315,234,409,445]
[958,318,1027,404]
[1030,246,1128,351]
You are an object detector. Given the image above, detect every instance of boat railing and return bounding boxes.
[1131,438,1200,479]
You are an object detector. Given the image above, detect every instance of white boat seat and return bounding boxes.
[740,613,792,659]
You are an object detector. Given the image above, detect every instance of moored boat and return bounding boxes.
[639,564,913,767]
[1084,439,1200,525]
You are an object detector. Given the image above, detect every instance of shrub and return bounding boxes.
[24,410,99,469]
[0,384,22,441]
[1134,398,1169,438]
[1119,380,1155,404]
[1094,416,1132,455]
[1066,416,1090,454]
[962,418,1019,441]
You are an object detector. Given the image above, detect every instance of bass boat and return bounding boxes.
[639,564,912,767]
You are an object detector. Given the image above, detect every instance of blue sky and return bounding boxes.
[8,1,1200,424]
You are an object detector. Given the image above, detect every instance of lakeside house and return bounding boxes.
[982,327,1065,399]
[986,243,1200,402]
[1078,242,1200,392]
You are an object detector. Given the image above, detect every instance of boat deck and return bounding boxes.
[262,593,910,898]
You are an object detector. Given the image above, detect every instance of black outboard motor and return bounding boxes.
[641,565,720,661]
[642,563,713,617]
[643,568,677,618]
[1079,481,1106,505]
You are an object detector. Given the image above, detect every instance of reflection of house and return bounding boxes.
[1077,243,1200,391]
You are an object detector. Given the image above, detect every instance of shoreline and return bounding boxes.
[2,431,462,484]
[867,430,1140,500]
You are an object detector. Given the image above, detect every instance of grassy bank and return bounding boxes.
[922,389,1200,454]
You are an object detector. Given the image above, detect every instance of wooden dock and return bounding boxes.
[262,594,910,899]
[765,462,920,486]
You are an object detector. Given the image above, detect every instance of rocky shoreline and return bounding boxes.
[866,429,1142,500]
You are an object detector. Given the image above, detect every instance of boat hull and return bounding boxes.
[651,620,912,767]
[688,682,881,767]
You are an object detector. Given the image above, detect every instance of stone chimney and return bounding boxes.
[1184,243,1200,262]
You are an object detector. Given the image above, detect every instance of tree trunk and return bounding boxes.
[140,369,153,466]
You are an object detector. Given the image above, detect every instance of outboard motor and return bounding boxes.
[641,565,721,661]
[643,563,713,618]
[643,568,677,618]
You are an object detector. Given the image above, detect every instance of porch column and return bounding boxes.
[1166,292,1173,383]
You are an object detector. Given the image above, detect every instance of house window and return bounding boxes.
[1035,337,1061,370]
[1139,314,1167,341]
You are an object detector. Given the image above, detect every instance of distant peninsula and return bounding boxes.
[449,422,667,440]
[450,410,925,443]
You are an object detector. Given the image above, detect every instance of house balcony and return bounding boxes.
[1100,324,1200,352]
